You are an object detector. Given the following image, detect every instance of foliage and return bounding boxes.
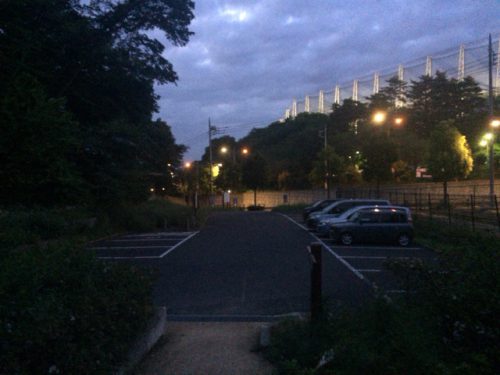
[0,242,154,374]
[0,75,86,206]
[308,146,345,187]
[0,0,193,207]
[266,219,499,374]
[427,120,474,182]
[242,153,268,192]
[228,72,490,188]
[360,133,398,183]
[109,198,194,232]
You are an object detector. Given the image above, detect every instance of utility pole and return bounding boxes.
[323,122,330,199]
[208,118,214,204]
[488,34,495,203]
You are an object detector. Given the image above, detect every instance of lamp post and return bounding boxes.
[488,119,500,202]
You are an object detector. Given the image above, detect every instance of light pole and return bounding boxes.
[488,119,500,202]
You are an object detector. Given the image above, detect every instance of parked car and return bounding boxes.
[307,199,391,229]
[328,206,414,247]
[302,199,338,221]
[315,205,411,236]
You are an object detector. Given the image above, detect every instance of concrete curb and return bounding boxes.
[117,306,167,375]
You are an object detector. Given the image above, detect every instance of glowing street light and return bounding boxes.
[241,147,249,155]
[394,116,404,126]
[184,161,192,169]
[372,111,386,124]
[490,118,500,128]
[220,146,228,154]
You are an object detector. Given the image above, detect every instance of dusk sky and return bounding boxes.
[154,0,500,161]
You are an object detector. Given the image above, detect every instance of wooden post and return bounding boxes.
[309,243,323,322]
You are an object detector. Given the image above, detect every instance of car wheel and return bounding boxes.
[340,232,353,246]
[397,233,411,247]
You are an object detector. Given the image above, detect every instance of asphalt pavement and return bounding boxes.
[135,211,373,320]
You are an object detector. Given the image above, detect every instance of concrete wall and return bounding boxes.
[228,179,500,208]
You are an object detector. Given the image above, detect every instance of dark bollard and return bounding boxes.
[309,242,323,322]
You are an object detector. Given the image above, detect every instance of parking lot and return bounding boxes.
[286,214,438,294]
[88,231,199,260]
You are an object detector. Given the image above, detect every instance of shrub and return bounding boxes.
[110,199,194,232]
[0,242,154,374]
[247,204,265,211]
[272,203,308,213]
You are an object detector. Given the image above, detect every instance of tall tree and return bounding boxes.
[0,0,194,206]
[0,75,85,206]
[426,120,473,200]
[242,153,267,206]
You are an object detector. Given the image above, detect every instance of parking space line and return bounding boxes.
[89,245,172,250]
[94,231,199,260]
[281,214,366,282]
[122,232,193,238]
[158,231,199,258]
[108,238,182,242]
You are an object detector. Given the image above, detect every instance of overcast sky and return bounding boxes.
[154,0,500,161]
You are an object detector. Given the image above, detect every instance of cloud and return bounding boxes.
[154,0,500,159]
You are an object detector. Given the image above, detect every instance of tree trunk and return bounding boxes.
[443,180,448,206]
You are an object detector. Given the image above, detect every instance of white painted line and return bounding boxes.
[96,231,199,260]
[108,238,181,243]
[280,214,366,281]
[97,255,161,260]
[122,232,194,238]
[159,231,199,258]
[89,245,172,250]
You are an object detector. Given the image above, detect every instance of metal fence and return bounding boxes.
[337,188,500,233]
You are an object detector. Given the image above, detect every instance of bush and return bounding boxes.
[266,301,441,375]
[0,242,154,374]
[110,199,194,232]
[247,204,265,211]
[272,203,308,213]
[266,220,500,374]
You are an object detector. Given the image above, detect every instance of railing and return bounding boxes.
[337,188,500,232]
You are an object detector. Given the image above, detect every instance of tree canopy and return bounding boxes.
[0,0,194,207]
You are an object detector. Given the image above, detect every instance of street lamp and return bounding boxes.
[372,111,387,125]
[487,118,499,201]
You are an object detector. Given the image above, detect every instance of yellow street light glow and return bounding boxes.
[490,119,500,128]
[372,111,386,124]
[150,187,155,192]
[394,117,404,126]
[184,162,192,168]
[241,147,249,155]
[217,163,223,167]
[483,133,493,141]
[220,146,228,153]
[479,139,488,147]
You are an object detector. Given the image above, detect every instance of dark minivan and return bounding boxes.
[328,206,413,247]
